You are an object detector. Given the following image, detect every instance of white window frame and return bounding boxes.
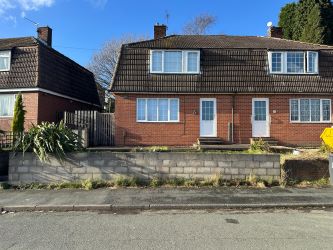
[0,51,11,72]
[136,98,180,123]
[268,51,318,75]
[150,50,200,74]
[0,94,16,118]
[289,98,331,123]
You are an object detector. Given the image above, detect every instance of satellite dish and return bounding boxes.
[267,21,273,28]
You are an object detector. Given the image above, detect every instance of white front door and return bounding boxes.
[200,98,217,137]
[252,98,270,137]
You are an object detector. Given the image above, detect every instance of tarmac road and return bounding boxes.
[1,209,333,250]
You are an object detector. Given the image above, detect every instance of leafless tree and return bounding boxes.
[87,35,146,90]
[183,14,217,35]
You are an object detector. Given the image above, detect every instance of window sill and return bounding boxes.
[290,121,332,124]
[150,72,200,75]
[0,116,13,118]
[270,72,319,76]
[136,121,180,123]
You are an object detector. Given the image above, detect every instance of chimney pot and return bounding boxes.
[268,26,283,39]
[154,24,167,39]
[37,26,52,47]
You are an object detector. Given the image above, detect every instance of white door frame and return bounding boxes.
[200,98,217,137]
[252,98,270,137]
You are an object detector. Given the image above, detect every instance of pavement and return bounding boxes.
[2,209,333,249]
[1,187,333,212]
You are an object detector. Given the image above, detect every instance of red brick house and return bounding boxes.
[111,25,333,147]
[0,27,101,132]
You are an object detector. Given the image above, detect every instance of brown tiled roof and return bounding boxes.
[127,35,333,50]
[0,37,100,106]
[111,35,333,94]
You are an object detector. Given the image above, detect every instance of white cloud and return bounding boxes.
[0,0,54,17]
[86,0,108,9]
[17,0,54,11]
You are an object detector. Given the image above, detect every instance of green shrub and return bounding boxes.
[16,121,81,162]
[11,93,26,134]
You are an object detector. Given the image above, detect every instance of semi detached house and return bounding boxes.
[0,27,100,131]
[111,25,333,147]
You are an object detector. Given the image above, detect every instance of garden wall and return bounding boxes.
[283,159,329,181]
[8,152,281,184]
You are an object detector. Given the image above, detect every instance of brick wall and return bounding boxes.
[114,94,333,146]
[0,91,98,132]
[0,92,38,131]
[8,152,281,184]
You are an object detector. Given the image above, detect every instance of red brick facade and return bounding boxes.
[114,93,333,147]
[0,91,98,132]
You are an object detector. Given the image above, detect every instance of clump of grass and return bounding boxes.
[165,177,185,187]
[246,173,258,186]
[249,138,270,153]
[293,178,330,188]
[114,176,138,187]
[319,142,332,154]
[150,177,163,187]
[0,182,11,190]
[184,178,201,187]
[132,146,170,152]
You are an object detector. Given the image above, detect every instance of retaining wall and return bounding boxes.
[8,152,281,184]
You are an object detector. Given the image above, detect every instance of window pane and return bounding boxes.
[170,99,179,121]
[290,99,299,121]
[202,101,214,121]
[187,52,198,72]
[271,53,282,72]
[0,94,15,116]
[254,101,267,121]
[158,99,168,121]
[164,51,182,72]
[322,100,331,121]
[151,51,162,72]
[310,99,320,121]
[287,52,304,73]
[300,99,310,121]
[308,52,318,73]
[137,99,146,121]
[147,99,158,121]
[0,51,10,71]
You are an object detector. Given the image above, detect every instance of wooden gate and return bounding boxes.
[63,110,114,147]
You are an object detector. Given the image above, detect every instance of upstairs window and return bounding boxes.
[268,51,318,74]
[0,51,11,71]
[150,50,200,73]
[290,98,331,123]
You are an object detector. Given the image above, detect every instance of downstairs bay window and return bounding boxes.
[290,98,331,123]
[0,94,15,117]
[137,98,179,122]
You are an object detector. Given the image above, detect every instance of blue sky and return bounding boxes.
[0,0,293,66]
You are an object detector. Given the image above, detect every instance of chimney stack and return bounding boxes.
[154,23,167,39]
[37,26,52,47]
[268,26,284,39]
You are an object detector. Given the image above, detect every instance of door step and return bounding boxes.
[250,137,278,146]
[198,137,225,145]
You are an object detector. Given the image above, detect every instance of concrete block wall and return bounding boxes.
[8,152,281,184]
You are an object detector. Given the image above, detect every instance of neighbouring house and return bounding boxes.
[0,27,101,132]
[111,24,333,147]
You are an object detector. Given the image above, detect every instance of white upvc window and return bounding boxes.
[150,50,200,74]
[0,94,15,117]
[0,51,11,72]
[268,51,318,74]
[137,98,179,122]
[290,98,331,123]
